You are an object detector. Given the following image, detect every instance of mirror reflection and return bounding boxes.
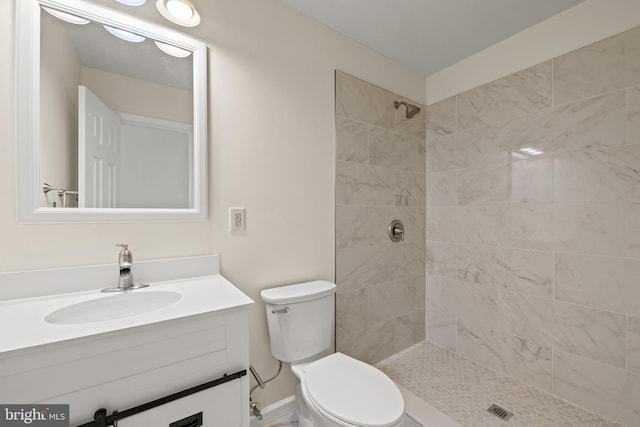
[40,6,194,209]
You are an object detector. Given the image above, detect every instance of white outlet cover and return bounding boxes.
[229,207,246,233]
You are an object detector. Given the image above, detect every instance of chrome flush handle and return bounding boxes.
[271,307,290,315]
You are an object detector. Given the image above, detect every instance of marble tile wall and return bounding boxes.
[335,71,426,364]
[425,26,640,426]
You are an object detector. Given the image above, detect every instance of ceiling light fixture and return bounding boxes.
[115,0,147,5]
[156,0,201,27]
[42,7,90,25]
[154,41,192,58]
[103,25,146,43]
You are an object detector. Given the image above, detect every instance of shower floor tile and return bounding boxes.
[377,341,622,427]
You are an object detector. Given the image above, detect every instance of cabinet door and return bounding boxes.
[117,379,243,427]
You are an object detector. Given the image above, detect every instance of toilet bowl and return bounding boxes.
[293,353,405,427]
[261,281,406,427]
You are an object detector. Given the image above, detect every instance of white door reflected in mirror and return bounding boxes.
[78,86,121,209]
[77,87,193,209]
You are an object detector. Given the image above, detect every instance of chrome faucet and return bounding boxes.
[102,244,149,292]
[117,243,135,289]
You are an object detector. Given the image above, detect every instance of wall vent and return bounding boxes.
[487,404,513,421]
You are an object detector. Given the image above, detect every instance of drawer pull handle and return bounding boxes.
[170,411,203,427]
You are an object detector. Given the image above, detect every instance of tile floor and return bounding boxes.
[261,409,423,427]
[262,412,298,427]
[377,341,622,427]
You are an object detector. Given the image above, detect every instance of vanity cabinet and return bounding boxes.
[0,272,252,427]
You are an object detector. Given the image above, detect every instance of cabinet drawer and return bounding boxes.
[116,378,242,427]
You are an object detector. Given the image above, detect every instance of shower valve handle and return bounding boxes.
[389,220,405,242]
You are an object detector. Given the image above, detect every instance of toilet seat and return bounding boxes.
[301,353,404,427]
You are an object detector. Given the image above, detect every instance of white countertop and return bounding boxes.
[0,274,253,355]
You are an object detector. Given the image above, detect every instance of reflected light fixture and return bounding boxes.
[512,146,544,160]
[115,0,147,5]
[518,147,543,156]
[103,25,146,43]
[42,7,90,25]
[154,41,192,58]
[156,0,201,27]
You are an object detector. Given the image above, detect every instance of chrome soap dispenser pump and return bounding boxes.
[102,244,149,292]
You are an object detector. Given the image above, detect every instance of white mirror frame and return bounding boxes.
[16,0,208,222]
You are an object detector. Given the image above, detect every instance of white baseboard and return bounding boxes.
[250,395,296,427]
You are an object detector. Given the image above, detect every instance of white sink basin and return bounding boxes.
[45,291,181,324]
[0,274,254,354]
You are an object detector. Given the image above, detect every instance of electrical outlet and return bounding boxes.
[229,207,245,233]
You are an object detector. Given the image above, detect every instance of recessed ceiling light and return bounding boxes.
[154,41,192,58]
[103,25,146,43]
[42,7,90,25]
[156,0,201,27]
[115,0,147,5]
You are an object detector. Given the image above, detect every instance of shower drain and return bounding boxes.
[487,404,514,421]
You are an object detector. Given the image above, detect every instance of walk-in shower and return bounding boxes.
[393,100,421,119]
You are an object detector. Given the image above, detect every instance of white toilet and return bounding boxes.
[261,280,405,427]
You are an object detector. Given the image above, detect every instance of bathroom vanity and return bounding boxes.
[0,255,253,426]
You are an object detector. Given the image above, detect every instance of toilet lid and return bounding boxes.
[303,353,404,427]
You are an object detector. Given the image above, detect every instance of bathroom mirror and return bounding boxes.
[16,0,208,222]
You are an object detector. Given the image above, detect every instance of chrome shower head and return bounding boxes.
[393,100,421,119]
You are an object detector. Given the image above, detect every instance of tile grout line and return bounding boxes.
[455,95,459,133]
[552,251,556,301]
[626,88,630,265]
[426,239,633,260]
[454,317,458,352]
[626,314,628,371]
[551,346,555,396]
[551,58,555,107]
[424,111,429,347]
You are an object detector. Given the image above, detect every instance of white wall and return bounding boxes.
[202,0,424,406]
[39,10,81,206]
[426,0,640,104]
[1,0,424,407]
[81,66,193,123]
[119,121,191,209]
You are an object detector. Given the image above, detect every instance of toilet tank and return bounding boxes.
[261,281,336,363]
